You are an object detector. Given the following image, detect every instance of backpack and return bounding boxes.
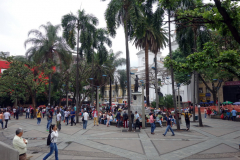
[47,133,52,146]
[185,113,189,121]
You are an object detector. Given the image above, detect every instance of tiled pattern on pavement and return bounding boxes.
[0,114,240,160]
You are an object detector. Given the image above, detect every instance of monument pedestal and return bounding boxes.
[131,92,142,114]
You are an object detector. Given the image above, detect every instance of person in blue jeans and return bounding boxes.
[46,110,52,131]
[224,110,231,120]
[149,113,156,134]
[231,108,237,121]
[0,111,4,129]
[43,124,59,160]
[163,114,175,136]
[83,111,89,129]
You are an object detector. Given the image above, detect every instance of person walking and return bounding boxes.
[116,109,121,128]
[70,109,76,126]
[25,107,30,119]
[4,110,11,129]
[43,124,59,160]
[231,108,237,121]
[64,109,70,125]
[56,111,61,131]
[16,107,19,120]
[0,111,4,129]
[42,108,46,118]
[163,114,175,136]
[46,109,52,132]
[123,111,128,128]
[83,111,89,129]
[30,107,34,119]
[36,109,42,125]
[13,107,16,119]
[92,108,98,126]
[182,111,192,131]
[131,111,134,128]
[13,128,28,160]
[150,113,156,134]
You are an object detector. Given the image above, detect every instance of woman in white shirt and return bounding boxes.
[64,109,70,125]
[43,124,59,160]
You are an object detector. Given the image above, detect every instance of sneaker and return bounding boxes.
[172,134,175,136]
[163,134,165,136]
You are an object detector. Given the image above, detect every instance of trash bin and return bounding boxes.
[195,115,198,121]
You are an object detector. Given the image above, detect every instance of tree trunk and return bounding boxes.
[145,42,150,107]
[31,93,36,117]
[48,73,51,105]
[168,9,179,130]
[154,53,158,109]
[124,9,132,131]
[75,28,80,123]
[110,77,112,108]
[193,71,196,122]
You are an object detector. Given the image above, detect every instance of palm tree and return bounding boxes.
[103,0,142,131]
[62,9,98,122]
[24,22,72,105]
[133,1,168,107]
[106,50,126,108]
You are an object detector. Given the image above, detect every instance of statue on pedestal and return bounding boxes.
[134,75,139,93]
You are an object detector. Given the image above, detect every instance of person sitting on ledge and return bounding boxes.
[13,128,28,160]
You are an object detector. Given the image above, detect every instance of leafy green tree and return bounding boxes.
[24,22,72,105]
[0,56,53,111]
[164,94,174,109]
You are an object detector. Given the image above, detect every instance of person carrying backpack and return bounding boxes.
[182,111,192,131]
[44,124,59,160]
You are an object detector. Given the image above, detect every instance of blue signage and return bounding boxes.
[206,93,211,97]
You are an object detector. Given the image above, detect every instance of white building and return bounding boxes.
[135,50,191,105]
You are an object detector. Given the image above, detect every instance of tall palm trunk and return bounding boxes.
[124,10,132,131]
[75,27,80,123]
[145,42,150,107]
[154,53,158,109]
[168,9,179,130]
[109,77,112,108]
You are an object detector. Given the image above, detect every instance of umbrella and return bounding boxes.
[233,102,240,105]
[222,101,233,105]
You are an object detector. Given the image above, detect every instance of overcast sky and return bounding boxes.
[0,0,215,67]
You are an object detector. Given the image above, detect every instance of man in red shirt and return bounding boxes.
[92,108,98,126]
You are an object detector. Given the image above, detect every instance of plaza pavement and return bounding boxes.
[0,114,240,160]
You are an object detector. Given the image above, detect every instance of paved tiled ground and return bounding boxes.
[0,114,240,160]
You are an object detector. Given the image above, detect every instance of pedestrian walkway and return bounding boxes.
[0,115,239,160]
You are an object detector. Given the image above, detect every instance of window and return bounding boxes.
[113,91,115,97]
[199,88,203,93]
[206,87,210,93]
[105,91,107,97]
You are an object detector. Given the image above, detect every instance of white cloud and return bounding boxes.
[0,0,174,67]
